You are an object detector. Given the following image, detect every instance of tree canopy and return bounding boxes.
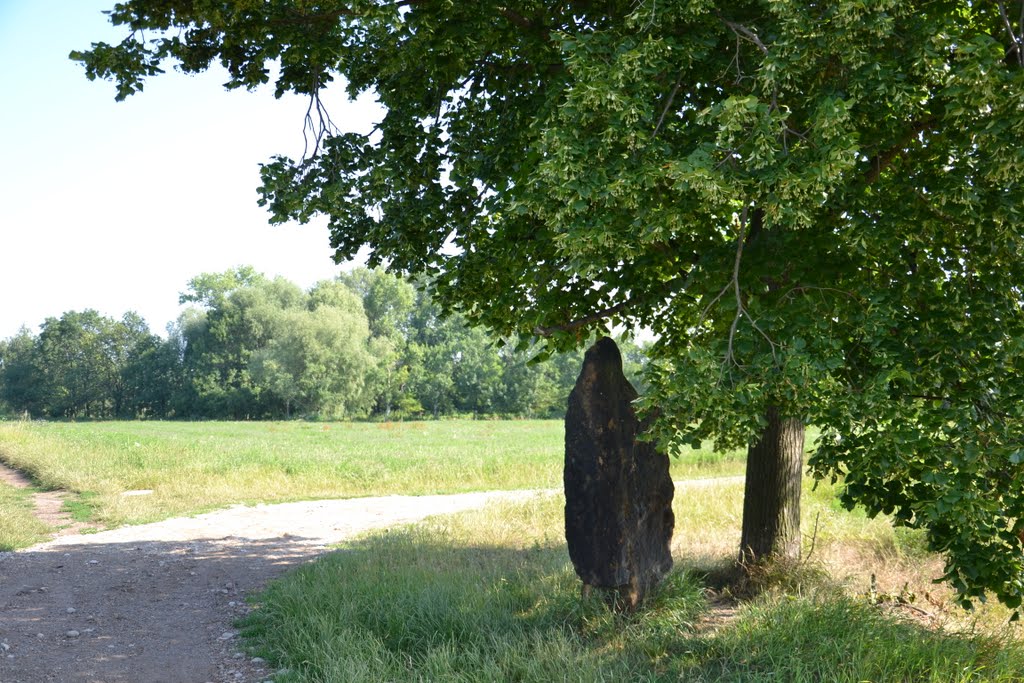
[74,2,1024,610]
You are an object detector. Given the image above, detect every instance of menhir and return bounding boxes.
[564,337,674,611]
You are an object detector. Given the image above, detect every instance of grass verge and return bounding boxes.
[240,484,1024,682]
[0,482,52,550]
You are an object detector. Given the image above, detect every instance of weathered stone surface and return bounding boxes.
[564,337,674,610]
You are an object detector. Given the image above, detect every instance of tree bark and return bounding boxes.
[739,406,805,563]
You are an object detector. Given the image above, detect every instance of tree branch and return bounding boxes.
[700,203,778,374]
[998,1,1024,67]
[651,72,683,141]
[863,117,937,186]
[718,16,770,56]
[532,299,634,337]
[497,7,551,41]
[533,269,693,337]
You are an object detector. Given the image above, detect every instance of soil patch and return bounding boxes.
[0,463,33,489]
[0,462,96,537]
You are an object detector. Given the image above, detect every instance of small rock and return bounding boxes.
[218,631,236,641]
[233,652,244,659]
[87,560,99,565]
[36,633,44,639]
[65,630,80,638]
[251,657,266,665]
[66,607,76,614]
[228,601,237,607]
[1,642,10,651]
[189,571,196,576]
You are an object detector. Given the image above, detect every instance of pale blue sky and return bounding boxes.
[0,0,381,338]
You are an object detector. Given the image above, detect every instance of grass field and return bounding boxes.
[0,419,744,547]
[3,418,1022,679]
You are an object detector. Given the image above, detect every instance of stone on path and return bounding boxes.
[564,337,674,610]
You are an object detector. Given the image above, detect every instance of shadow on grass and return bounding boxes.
[239,530,1024,683]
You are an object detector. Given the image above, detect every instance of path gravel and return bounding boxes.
[0,490,545,683]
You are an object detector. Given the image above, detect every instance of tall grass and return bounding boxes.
[0,482,51,550]
[683,595,1023,682]
[240,491,1024,682]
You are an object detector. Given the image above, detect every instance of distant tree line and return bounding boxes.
[0,267,646,420]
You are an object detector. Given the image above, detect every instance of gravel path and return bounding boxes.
[0,476,744,683]
[0,490,546,683]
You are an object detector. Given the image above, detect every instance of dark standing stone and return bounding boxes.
[564,337,674,610]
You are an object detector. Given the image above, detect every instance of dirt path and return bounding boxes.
[0,463,97,537]
[0,489,546,683]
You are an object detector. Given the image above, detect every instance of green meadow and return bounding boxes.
[0,419,743,546]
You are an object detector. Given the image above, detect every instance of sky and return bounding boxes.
[0,0,382,339]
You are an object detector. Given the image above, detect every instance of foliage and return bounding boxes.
[1,267,627,421]
[71,0,1024,607]
[177,268,306,418]
[0,311,162,419]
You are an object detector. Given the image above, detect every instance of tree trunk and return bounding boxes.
[739,406,805,563]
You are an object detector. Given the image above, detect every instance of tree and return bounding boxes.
[121,326,185,418]
[178,269,305,418]
[251,282,377,418]
[332,269,417,417]
[3,311,161,419]
[404,289,463,418]
[0,328,44,417]
[450,325,504,415]
[336,267,415,340]
[76,2,1024,609]
[249,307,375,418]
